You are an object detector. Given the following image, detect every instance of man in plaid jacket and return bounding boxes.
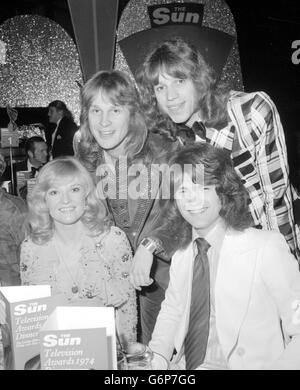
[136,37,300,265]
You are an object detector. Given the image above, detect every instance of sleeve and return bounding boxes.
[149,251,185,360]
[233,91,299,259]
[0,201,26,286]
[259,232,300,369]
[137,154,182,261]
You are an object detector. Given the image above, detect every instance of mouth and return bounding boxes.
[187,207,207,214]
[167,102,185,113]
[99,130,114,138]
[59,207,75,212]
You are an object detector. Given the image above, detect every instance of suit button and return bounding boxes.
[236,347,245,356]
[132,231,137,237]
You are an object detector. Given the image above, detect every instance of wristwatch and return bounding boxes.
[140,237,160,254]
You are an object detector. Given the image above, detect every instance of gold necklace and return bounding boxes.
[53,236,82,295]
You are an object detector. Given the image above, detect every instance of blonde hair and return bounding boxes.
[77,70,148,172]
[27,157,109,244]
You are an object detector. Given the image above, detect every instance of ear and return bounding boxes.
[28,150,34,159]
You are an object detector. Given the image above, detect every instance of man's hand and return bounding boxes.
[130,244,154,291]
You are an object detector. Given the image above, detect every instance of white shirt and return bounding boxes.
[51,117,62,147]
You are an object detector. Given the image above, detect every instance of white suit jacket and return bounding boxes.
[149,228,300,370]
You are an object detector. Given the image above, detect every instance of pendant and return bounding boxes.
[87,291,93,299]
[71,285,79,294]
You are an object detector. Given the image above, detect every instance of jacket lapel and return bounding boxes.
[173,243,195,354]
[215,229,258,360]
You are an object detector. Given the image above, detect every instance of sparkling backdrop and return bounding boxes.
[0,15,83,124]
[115,0,243,91]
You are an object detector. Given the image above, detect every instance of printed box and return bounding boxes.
[16,170,31,193]
[0,128,19,148]
[40,306,117,370]
[0,285,66,370]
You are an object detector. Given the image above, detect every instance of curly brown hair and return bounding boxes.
[135,37,230,140]
[156,143,253,251]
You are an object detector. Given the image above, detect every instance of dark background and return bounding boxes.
[0,0,299,187]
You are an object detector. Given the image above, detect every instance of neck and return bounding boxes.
[53,220,84,246]
[186,111,201,127]
[104,140,126,163]
[195,217,223,237]
[29,158,42,168]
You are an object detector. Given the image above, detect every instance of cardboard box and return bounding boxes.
[0,128,19,148]
[0,285,66,370]
[16,170,31,192]
[40,306,117,370]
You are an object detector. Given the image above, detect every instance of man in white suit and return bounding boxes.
[149,143,300,370]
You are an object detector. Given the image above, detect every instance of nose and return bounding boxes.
[100,111,111,127]
[61,191,70,204]
[185,191,198,203]
[167,85,178,101]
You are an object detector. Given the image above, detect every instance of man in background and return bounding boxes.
[14,136,48,199]
[47,100,78,158]
[24,136,48,174]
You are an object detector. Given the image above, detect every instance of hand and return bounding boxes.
[106,295,127,308]
[130,244,154,291]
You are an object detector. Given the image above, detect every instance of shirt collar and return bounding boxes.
[192,219,227,254]
[27,160,33,171]
[27,160,41,170]
[186,111,202,127]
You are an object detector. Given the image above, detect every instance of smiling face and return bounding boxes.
[154,73,199,123]
[29,141,48,166]
[175,173,222,236]
[88,90,130,155]
[45,177,86,227]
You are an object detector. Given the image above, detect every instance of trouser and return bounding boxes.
[139,282,166,345]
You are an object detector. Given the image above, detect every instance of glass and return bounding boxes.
[124,342,153,370]
[117,342,170,370]
[117,349,127,370]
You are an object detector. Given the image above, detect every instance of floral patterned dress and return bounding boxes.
[20,226,137,343]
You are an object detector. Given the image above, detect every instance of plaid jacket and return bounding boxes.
[195,91,300,261]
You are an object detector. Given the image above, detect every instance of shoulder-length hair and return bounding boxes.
[76,70,148,173]
[27,157,110,245]
[136,37,231,139]
[157,143,252,251]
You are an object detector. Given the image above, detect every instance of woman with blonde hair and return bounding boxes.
[20,156,137,344]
